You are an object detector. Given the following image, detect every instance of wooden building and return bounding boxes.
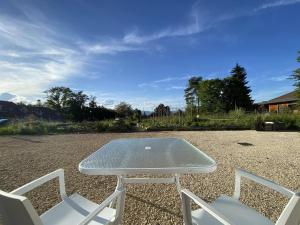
[258,91,298,113]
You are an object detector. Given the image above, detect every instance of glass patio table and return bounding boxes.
[79,137,217,195]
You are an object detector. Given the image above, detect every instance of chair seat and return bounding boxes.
[40,193,116,225]
[191,195,274,225]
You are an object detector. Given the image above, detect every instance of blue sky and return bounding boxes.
[0,0,299,110]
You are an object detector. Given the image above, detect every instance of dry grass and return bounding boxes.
[0,131,300,224]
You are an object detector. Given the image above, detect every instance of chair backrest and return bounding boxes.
[0,190,43,225]
[276,193,300,225]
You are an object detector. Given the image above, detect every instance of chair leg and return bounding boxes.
[181,192,193,225]
[114,187,126,224]
[110,176,124,208]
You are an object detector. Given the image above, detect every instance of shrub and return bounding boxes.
[264,113,300,130]
[229,108,246,119]
[95,121,109,132]
[107,119,134,132]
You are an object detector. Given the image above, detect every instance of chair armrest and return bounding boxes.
[10,169,66,199]
[79,188,125,225]
[181,189,237,225]
[233,168,295,199]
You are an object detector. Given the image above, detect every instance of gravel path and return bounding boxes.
[0,131,299,224]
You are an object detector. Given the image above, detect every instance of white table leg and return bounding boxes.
[109,174,183,209]
[175,173,182,196]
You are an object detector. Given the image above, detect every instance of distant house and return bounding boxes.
[0,101,23,118]
[257,91,298,113]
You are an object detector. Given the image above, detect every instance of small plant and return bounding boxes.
[95,121,109,132]
[229,108,246,119]
[254,115,265,131]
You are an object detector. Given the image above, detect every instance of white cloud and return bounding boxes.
[0,11,84,102]
[269,75,289,81]
[137,83,159,88]
[166,86,186,91]
[81,42,142,55]
[123,0,300,47]
[0,92,28,102]
[103,99,115,106]
[1,0,297,106]
[154,75,192,83]
[257,0,300,10]
[115,96,184,111]
[138,75,192,89]
[122,4,212,45]
[0,92,16,101]
[89,90,184,110]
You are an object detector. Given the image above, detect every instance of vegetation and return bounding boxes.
[0,119,138,135]
[1,110,298,135]
[1,55,299,135]
[184,77,202,114]
[114,102,134,118]
[185,64,253,113]
[223,64,253,111]
[44,87,116,122]
[197,78,225,113]
[292,51,300,106]
[140,111,300,131]
[154,104,171,117]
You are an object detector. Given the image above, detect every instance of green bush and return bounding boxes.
[139,113,299,131]
[0,113,299,135]
[107,119,134,132]
[95,121,109,132]
[229,108,246,119]
[264,113,300,130]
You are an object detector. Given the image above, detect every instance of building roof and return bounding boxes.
[266,91,297,104]
[0,100,17,107]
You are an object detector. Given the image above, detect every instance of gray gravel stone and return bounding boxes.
[0,131,299,224]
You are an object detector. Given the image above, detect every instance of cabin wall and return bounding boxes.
[268,103,292,113]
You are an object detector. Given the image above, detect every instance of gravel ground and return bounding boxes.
[0,131,300,224]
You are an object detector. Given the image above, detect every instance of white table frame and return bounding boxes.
[108,173,182,207]
[78,138,217,208]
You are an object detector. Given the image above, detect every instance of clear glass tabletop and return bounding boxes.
[79,138,217,175]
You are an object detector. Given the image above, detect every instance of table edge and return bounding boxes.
[78,163,217,175]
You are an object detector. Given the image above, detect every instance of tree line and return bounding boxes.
[44,87,143,122]
[29,51,300,121]
[184,64,253,113]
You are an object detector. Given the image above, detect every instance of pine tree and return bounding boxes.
[223,64,253,111]
[292,51,300,106]
[184,77,202,114]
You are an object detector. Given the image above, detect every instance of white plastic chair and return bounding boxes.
[0,169,125,225]
[181,168,300,225]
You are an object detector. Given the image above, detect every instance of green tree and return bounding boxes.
[45,87,73,111]
[292,51,300,106]
[45,87,89,121]
[89,96,97,108]
[115,102,133,118]
[133,108,142,122]
[197,79,225,113]
[154,104,171,117]
[184,77,202,114]
[67,91,89,121]
[223,64,253,111]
